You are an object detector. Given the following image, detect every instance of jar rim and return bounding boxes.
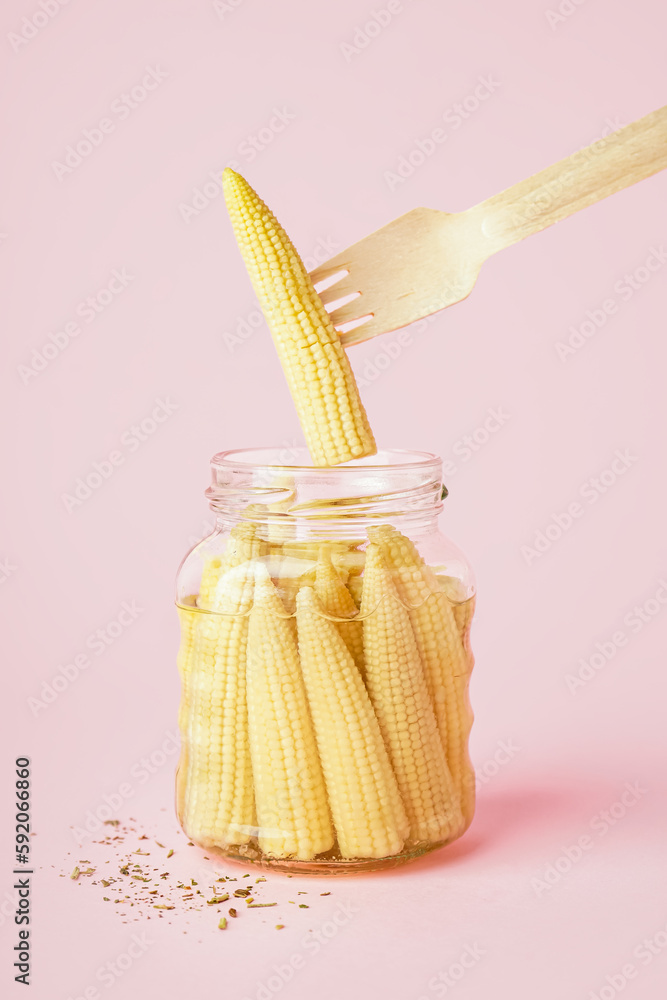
[211,446,441,474]
[207,447,445,528]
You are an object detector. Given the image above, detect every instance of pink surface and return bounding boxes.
[2,1,666,997]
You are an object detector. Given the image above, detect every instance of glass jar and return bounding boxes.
[175,447,476,874]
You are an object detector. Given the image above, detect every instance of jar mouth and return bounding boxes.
[206,447,445,530]
[211,447,441,474]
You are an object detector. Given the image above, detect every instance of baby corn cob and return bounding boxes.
[182,525,266,848]
[183,569,255,848]
[296,588,408,858]
[360,544,463,843]
[314,547,364,674]
[247,568,333,859]
[222,169,376,467]
[371,528,475,826]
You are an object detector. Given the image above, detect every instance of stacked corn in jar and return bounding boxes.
[177,523,474,870]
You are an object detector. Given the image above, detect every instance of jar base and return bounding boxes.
[201,838,452,876]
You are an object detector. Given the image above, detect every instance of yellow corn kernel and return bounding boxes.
[314,547,364,675]
[181,526,267,848]
[222,169,376,467]
[246,568,333,859]
[296,587,408,858]
[371,528,475,826]
[360,544,463,843]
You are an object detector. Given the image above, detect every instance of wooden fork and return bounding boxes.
[310,105,667,346]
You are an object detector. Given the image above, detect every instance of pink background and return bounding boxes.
[2,1,667,997]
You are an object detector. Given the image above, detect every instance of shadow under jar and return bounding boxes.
[175,448,476,874]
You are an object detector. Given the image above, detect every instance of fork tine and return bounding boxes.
[338,315,380,346]
[337,301,416,346]
[326,295,371,327]
[310,260,350,284]
[317,278,362,307]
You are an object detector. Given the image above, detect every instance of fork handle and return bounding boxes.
[475,105,667,254]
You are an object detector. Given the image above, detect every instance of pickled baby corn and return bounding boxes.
[222,169,376,467]
[370,527,475,826]
[314,546,364,674]
[297,587,408,858]
[360,544,462,843]
[182,525,267,848]
[246,567,334,860]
